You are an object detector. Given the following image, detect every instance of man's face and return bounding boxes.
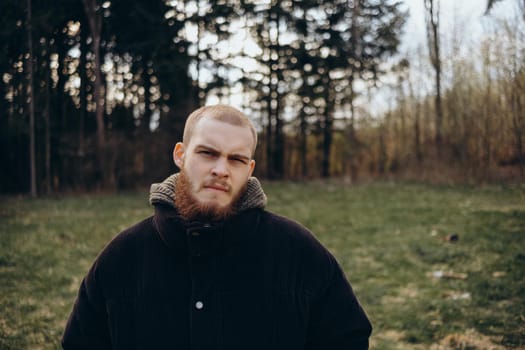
[173,116,255,217]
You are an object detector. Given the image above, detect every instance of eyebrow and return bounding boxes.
[194,144,251,162]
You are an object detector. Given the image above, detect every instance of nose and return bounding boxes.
[211,157,229,178]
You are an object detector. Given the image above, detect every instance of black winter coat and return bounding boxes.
[62,204,372,349]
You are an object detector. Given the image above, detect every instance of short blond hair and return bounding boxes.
[183,105,258,156]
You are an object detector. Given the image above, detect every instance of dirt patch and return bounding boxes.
[381,285,419,304]
[381,329,406,341]
[430,328,507,350]
[370,330,429,350]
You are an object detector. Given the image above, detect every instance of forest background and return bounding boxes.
[1,0,524,195]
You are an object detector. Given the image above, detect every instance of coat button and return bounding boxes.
[195,301,204,310]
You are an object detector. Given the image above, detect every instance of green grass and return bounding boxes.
[1,182,524,349]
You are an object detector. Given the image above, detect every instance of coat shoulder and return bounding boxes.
[259,210,329,254]
[88,217,157,285]
[98,216,155,260]
[258,210,340,292]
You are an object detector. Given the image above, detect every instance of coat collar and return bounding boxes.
[149,173,267,212]
[152,203,262,259]
[150,173,266,256]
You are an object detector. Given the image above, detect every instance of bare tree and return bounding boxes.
[486,0,525,21]
[424,0,444,156]
[501,18,525,177]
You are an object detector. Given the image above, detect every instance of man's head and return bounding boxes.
[173,105,257,221]
[182,104,258,157]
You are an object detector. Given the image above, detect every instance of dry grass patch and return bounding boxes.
[430,328,510,350]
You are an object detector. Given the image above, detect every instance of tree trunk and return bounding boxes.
[26,0,37,197]
[274,94,284,178]
[269,4,284,179]
[378,122,388,175]
[346,76,359,182]
[408,78,423,166]
[265,80,273,179]
[512,89,525,177]
[482,67,493,178]
[298,9,308,180]
[82,0,112,188]
[299,101,308,179]
[142,60,152,133]
[414,102,423,165]
[424,0,443,156]
[78,25,88,189]
[321,76,333,178]
[44,56,52,194]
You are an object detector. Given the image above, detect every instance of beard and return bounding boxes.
[174,169,247,222]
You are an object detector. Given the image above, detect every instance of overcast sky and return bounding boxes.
[209,0,522,112]
[400,0,518,51]
[355,0,523,115]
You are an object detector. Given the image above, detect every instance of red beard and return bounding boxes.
[174,170,246,222]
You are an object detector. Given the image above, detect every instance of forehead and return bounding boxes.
[189,117,254,156]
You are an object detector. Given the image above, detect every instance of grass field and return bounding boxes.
[1,181,524,349]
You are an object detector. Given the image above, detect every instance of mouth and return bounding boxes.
[204,183,230,192]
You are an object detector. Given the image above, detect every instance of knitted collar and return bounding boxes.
[149,173,267,214]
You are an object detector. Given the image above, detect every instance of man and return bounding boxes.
[62,104,372,349]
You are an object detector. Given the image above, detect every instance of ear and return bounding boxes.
[173,142,185,169]
[247,159,255,178]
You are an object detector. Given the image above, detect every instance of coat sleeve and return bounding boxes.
[305,260,372,350]
[62,262,112,350]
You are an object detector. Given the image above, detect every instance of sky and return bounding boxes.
[361,0,523,116]
[207,0,522,113]
[401,0,518,52]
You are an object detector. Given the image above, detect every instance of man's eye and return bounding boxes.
[232,158,247,164]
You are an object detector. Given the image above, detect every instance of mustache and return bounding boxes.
[202,180,231,192]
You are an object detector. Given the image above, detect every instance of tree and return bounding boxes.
[244,0,294,179]
[82,0,110,187]
[315,0,406,177]
[499,17,525,177]
[26,0,36,196]
[424,0,444,156]
[486,0,525,20]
